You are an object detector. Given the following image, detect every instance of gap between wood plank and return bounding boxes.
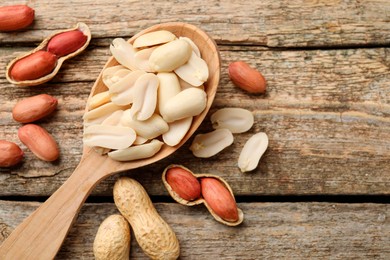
[0,195,388,204]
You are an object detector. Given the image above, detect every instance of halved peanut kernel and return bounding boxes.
[163,117,193,146]
[129,73,159,121]
[109,70,146,105]
[238,132,268,173]
[83,124,136,150]
[87,91,111,110]
[149,39,192,72]
[93,110,124,155]
[189,129,234,158]
[157,72,181,114]
[121,110,169,139]
[211,108,254,133]
[133,30,176,48]
[83,102,127,121]
[134,46,157,72]
[174,51,209,87]
[108,139,163,161]
[161,87,207,123]
[102,65,128,88]
[110,38,138,71]
[179,37,201,57]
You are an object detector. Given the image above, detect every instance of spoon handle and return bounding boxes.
[0,153,110,259]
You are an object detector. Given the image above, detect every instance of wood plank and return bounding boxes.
[0,0,389,47]
[0,200,388,259]
[0,46,389,196]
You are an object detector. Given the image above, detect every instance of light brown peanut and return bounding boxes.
[114,177,180,260]
[93,214,131,260]
[12,94,58,123]
[18,124,59,162]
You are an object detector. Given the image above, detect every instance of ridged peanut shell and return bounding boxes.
[162,164,244,226]
[93,214,131,260]
[6,22,91,86]
[114,177,180,259]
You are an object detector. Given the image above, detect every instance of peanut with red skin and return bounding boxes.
[0,5,34,32]
[228,61,266,94]
[10,51,58,81]
[47,30,88,57]
[166,166,201,201]
[18,124,59,162]
[200,177,239,222]
[0,140,24,167]
[13,94,58,123]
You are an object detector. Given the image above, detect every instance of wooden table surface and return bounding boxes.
[0,0,389,259]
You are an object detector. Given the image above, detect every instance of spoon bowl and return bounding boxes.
[0,22,220,259]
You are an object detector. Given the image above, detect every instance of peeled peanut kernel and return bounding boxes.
[149,39,192,72]
[166,166,201,201]
[101,110,124,126]
[161,87,207,123]
[110,38,138,71]
[179,37,201,57]
[134,135,148,145]
[12,94,58,123]
[102,65,128,88]
[0,5,34,32]
[0,140,24,167]
[190,129,234,158]
[201,177,239,222]
[129,73,159,121]
[178,77,203,90]
[93,214,131,260]
[18,124,59,162]
[174,51,209,87]
[163,117,193,146]
[133,30,176,48]
[109,70,146,105]
[83,124,136,150]
[121,110,169,139]
[87,91,111,110]
[238,132,268,173]
[210,108,254,133]
[47,30,88,57]
[10,51,57,81]
[134,46,157,72]
[108,139,163,161]
[157,72,181,114]
[83,102,127,122]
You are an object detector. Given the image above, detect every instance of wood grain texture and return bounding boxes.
[0,0,389,47]
[0,46,389,196]
[0,200,388,259]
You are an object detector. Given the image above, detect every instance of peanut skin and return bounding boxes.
[228,61,266,94]
[0,5,34,32]
[47,30,88,57]
[200,177,239,222]
[10,51,58,81]
[0,140,24,167]
[12,94,58,123]
[166,166,201,201]
[18,124,59,162]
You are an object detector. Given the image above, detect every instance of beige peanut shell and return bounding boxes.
[114,177,180,260]
[93,214,131,260]
[6,22,91,87]
[162,164,244,226]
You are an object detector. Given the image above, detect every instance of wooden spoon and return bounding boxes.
[0,22,220,259]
